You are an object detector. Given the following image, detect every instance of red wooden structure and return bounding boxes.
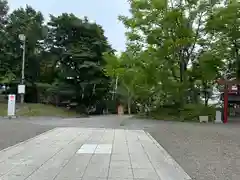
[217,78,240,123]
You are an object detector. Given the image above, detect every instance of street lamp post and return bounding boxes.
[19,34,26,104]
[111,76,118,100]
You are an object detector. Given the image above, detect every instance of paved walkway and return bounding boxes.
[0,128,191,180]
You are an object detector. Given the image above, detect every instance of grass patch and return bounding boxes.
[0,103,79,117]
[141,104,216,122]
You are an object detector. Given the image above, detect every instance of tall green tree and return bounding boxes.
[110,0,227,120]
[206,1,240,79]
[4,5,46,85]
[46,14,112,108]
[119,0,223,106]
[104,52,141,114]
[0,0,9,82]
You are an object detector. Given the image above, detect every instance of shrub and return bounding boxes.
[180,104,215,122]
[148,103,216,122]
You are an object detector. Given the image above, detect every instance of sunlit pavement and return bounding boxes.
[0,127,191,180]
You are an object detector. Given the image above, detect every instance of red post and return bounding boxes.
[223,85,228,123]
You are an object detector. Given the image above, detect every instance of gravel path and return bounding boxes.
[0,116,240,180]
[146,121,240,180]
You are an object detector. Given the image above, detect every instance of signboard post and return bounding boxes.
[18,85,25,104]
[18,85,25,94]
[8,94,16,118]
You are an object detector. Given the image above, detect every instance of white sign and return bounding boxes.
[215,111,222,123]
[232,85,238,91]
[18,85,25,94]
[8,94,16,117]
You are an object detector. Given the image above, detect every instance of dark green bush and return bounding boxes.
[180,104,215,122]
[148,104,216,122]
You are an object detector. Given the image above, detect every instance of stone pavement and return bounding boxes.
[0,128,191,180]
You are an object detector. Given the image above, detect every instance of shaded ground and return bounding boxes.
[0,116,240,180]
[0,119,53,150]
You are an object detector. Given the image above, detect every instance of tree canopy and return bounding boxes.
[0,1,112,112]
[104,0,240,120]
[1,0,240,119]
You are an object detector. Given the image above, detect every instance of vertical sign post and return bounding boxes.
[223,84,228,123]
[8,94,16,117]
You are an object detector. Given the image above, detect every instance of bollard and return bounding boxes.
[8,94,16,118]
[215,111,223,123]
[199,116,208,123]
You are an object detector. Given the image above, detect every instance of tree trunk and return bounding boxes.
[127,97,131,115]
[203,82,208,107]
[234,40,240,79]
[204,94,209,107]
[179,54,187,106]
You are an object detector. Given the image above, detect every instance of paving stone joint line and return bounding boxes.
[52,130,96,180]
[125,129,134,179]
[24,129,84,179]
[145,131,192,180]
[0,128,193,180]
[137,132,162,180]
[106,129,115,180]
[78,129,108,179]
[0,128,68,178]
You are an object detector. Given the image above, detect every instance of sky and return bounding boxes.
[7,0,130,52]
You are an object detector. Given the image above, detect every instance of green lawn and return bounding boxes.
[0,103,79,117]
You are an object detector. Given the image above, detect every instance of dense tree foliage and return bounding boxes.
[104,0,240,120]
[1,0,240,119]
[45,14,112,108]
[0,1,112,113]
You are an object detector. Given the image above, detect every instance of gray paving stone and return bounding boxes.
[55,155,91,179]
[133,179,156,180]
[129,153,149,162]
[131,160,152,169]
[1,174,26,180]
[112,148,128,154]
[110,160,131,169]
[83,154,110,178]
[95,144,112,154]
[90,154,110,165]
[82,177,107,180]
[99,130,114,143]
[112,143,128,154]
[26,130,92,180]
[108,179,133,180]
[1,164,38,178]
[55,177,82,180]
[111,153,130,161]
[132,168,159,179]
[83,163,109,178]
[128,146,145,154]
[72,154,93,164]
[0,128,191,180]
[0,161,19,176]
[108,167,133,178]
[55,165,86,179]
[26,167,61,180]
[0,146,26,163]
[154,160,191,180]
